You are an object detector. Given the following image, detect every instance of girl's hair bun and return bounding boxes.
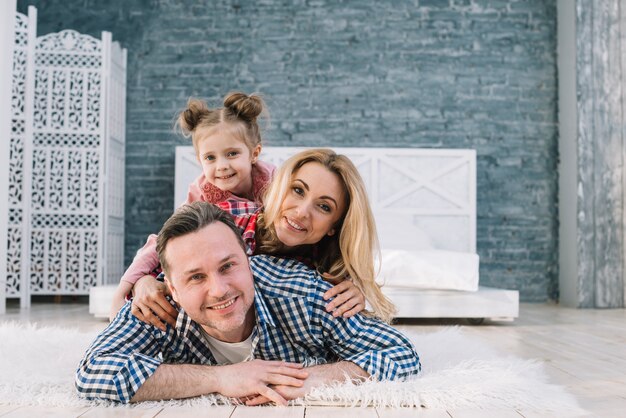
[179,98,209,135]
[175,92,266,150]
[223,91,264,121]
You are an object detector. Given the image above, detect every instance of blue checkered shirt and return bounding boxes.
[76,255,421,403]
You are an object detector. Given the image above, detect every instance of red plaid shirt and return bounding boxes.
[216,200,316,269]
[216,200,261,255]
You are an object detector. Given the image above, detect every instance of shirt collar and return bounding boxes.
[175,306,198,339]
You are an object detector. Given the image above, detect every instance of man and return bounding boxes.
[76,202,420,405]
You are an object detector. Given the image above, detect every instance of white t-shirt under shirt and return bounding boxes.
[199,327,253,365]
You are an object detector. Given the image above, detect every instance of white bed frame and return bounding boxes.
[175,146,519,323]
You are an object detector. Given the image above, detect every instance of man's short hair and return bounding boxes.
[156,202,245,275]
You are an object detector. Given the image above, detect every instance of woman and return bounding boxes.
[129,149,396,327]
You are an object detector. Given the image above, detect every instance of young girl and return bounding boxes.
[109,92,274,319]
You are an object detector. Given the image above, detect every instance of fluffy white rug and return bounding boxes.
[0,322,582,412]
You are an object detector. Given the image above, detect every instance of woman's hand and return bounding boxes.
[322,274,366,318]
[130,275,178,331]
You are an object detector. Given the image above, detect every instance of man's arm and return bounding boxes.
[285,361,369,396]
[75,302,308,404]
[311,280,422,381]
[75,302,166,403]
[243,283,420,406]
[131,360,309,405]
[250,256,419,381]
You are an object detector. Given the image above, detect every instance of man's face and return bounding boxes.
[164,222,255,343]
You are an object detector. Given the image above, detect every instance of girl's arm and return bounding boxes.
[321,274,366,318]
[109,280,134,321]
[119,234,160,283]
[109,234,176,327]
[117,234,178,328]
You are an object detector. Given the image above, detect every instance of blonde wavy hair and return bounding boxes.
[257,149,396,323]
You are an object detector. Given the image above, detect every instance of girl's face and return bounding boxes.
[274,162,347,248]
[196,126,260,197]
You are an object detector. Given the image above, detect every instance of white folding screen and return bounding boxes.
[2,5,127,308]
[0,0,19,314]
[5,6,35,307]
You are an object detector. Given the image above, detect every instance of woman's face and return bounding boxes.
[274,162,347,248]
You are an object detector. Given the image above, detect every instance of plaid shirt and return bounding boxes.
[216,200,260,255]
[76,255,421,403]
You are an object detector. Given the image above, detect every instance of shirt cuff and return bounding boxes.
[113,352,162,403]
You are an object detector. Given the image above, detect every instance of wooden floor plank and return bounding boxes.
[515,326,626,369]
[377,407,451,417]
[446,409,522,418]
[516,408,590,418]
[570,395,626,418]
[0,406,21,417]
[2,406,91,418]
[231,405,304,417]
[80,405,162,418]
[156,405,235,418]
[458,304,626,417]
[305,406,378,417]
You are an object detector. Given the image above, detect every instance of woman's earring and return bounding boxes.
[327,229,335,236]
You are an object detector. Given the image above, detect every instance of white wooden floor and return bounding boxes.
[1,301,625,418]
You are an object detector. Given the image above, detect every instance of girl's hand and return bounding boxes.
[130,275,178,331]
[322,274,366,318]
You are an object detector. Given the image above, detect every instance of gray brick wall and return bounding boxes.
[19,0,558,302]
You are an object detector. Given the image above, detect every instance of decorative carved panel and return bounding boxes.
[4,8,126,304]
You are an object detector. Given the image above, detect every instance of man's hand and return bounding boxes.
[217,360,309,406]
[131,275,178,330]
[244,361,369,406]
